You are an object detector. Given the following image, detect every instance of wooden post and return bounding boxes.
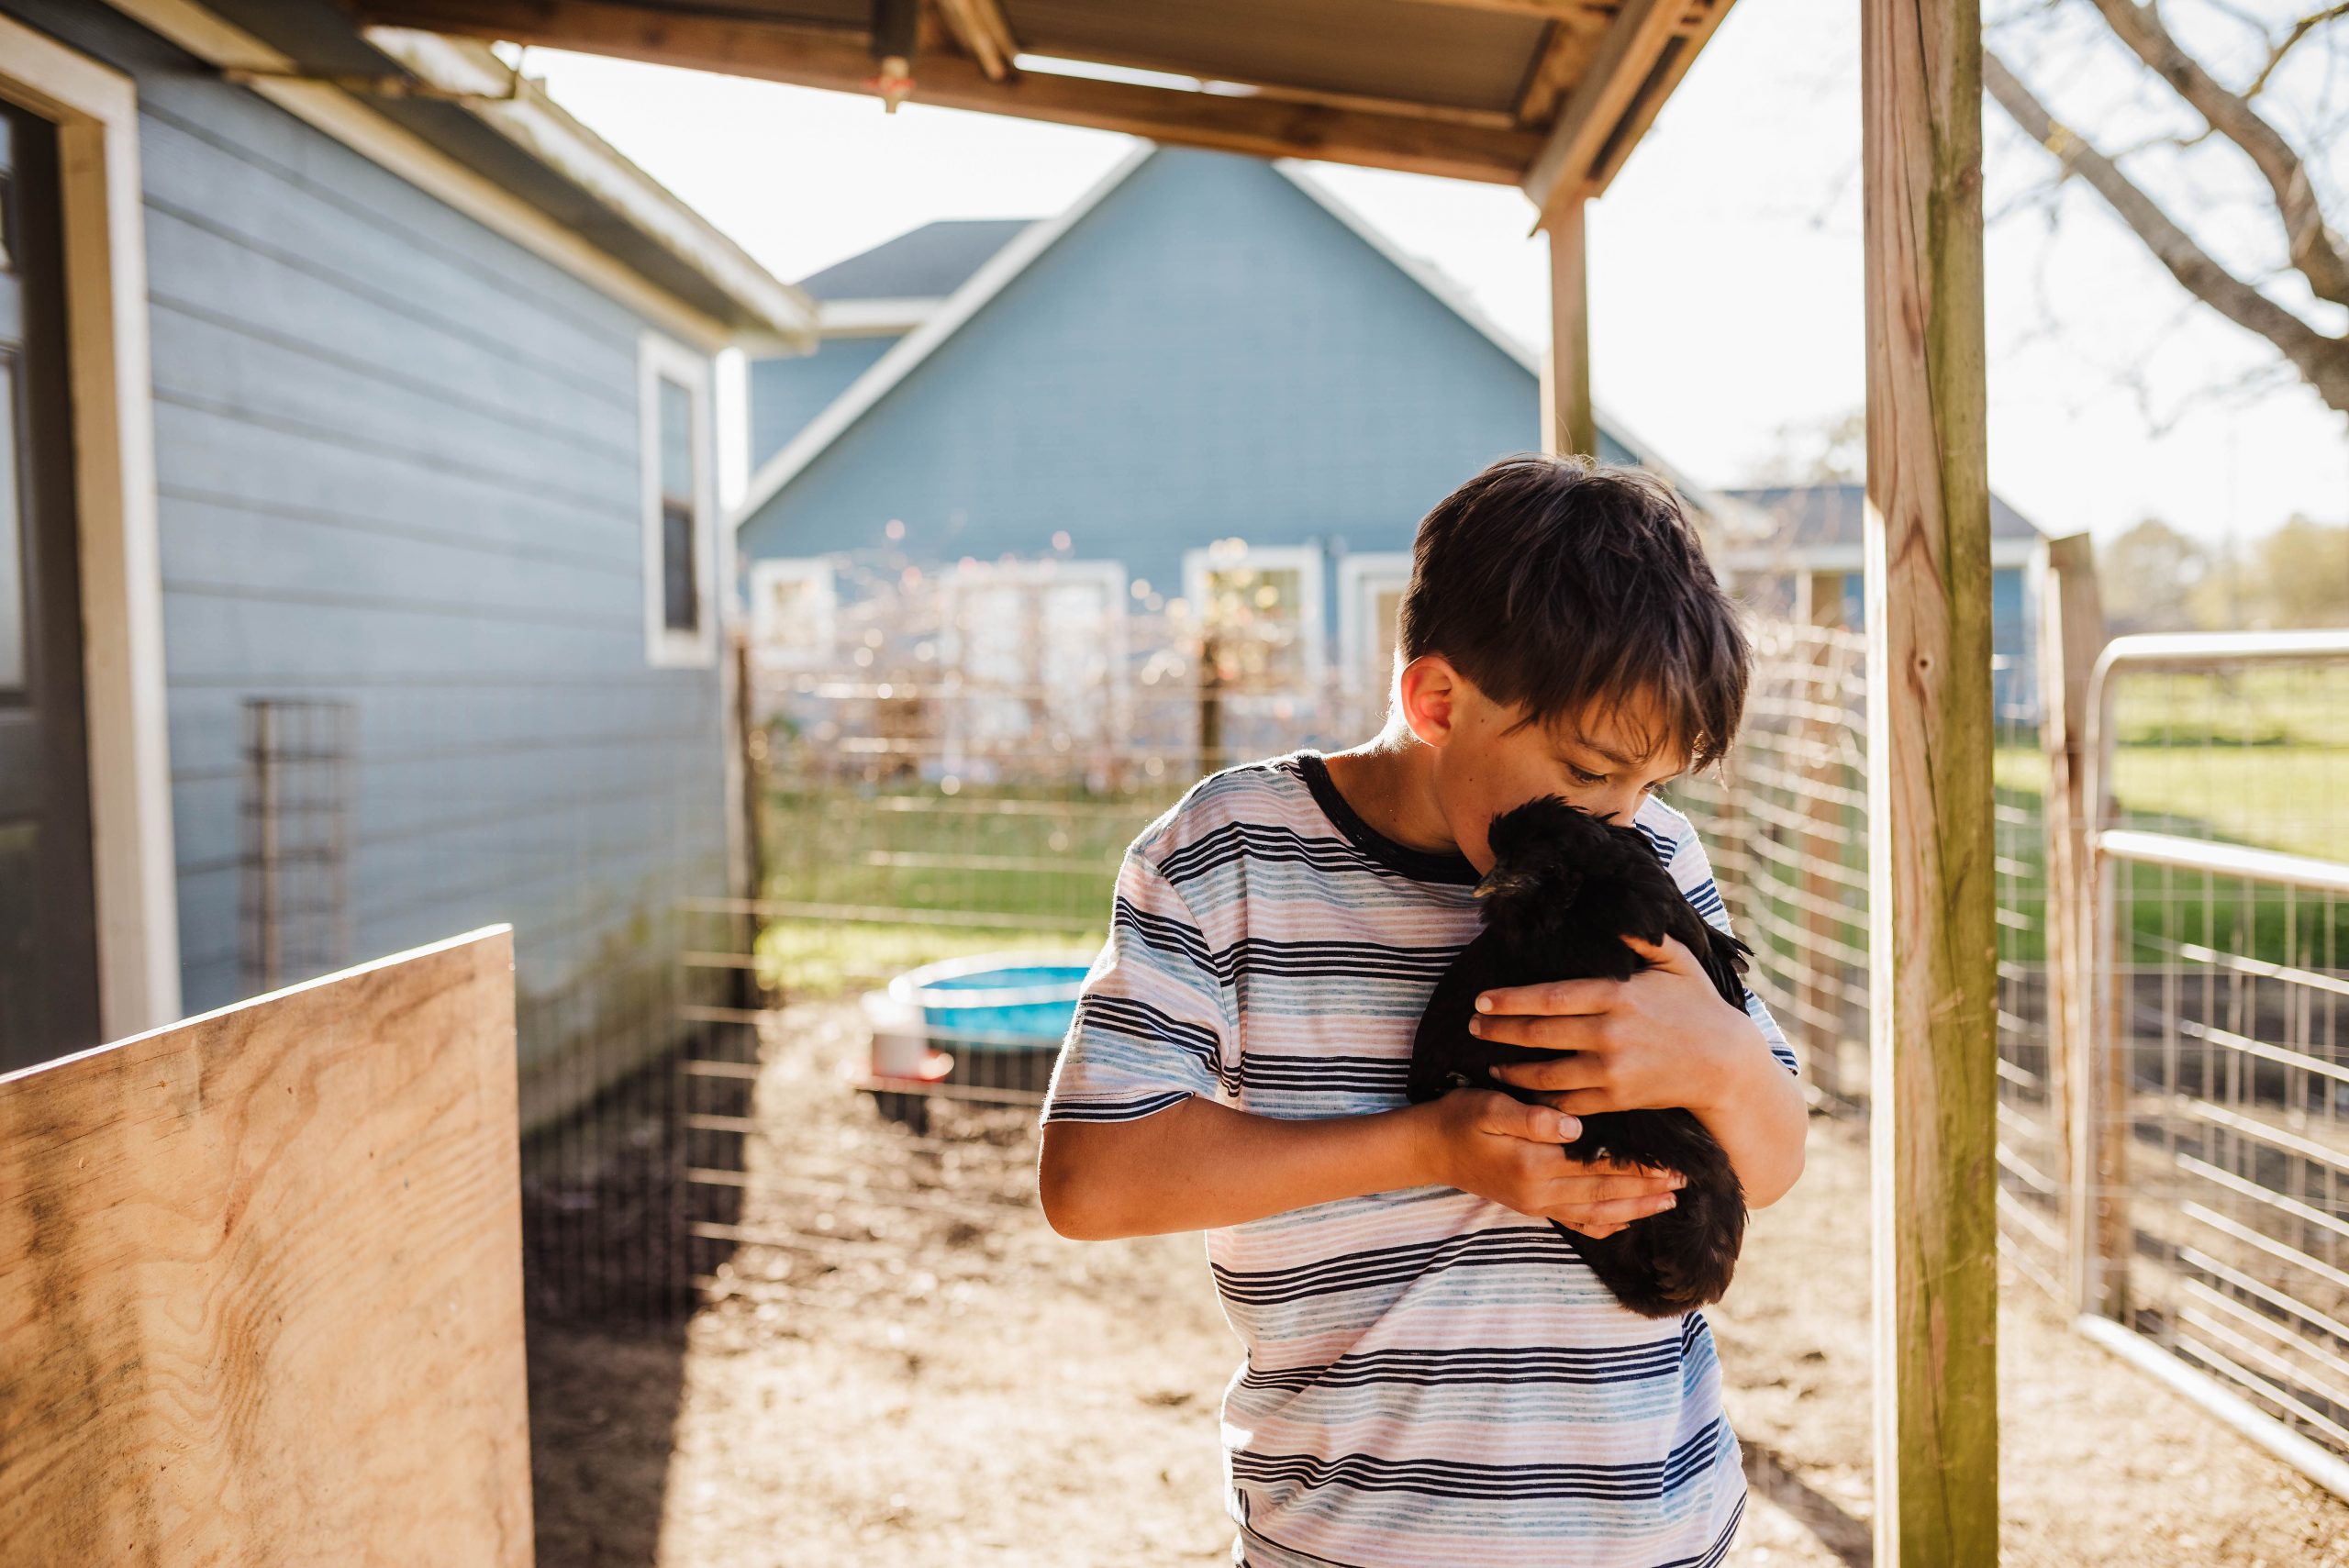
[1198,628,1227,775]
[2034,534,2113,1317]
[1861,0,1999,1559]
[1540,198,1597,459]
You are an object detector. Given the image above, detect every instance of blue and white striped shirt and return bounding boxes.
[1043,751,1798,1568]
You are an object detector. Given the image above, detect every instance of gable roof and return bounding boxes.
[731,146,1731,529]
[1725,484,2044,546]
[799,218,1036,301]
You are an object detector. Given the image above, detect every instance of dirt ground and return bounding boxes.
[528,1000,2349,1567]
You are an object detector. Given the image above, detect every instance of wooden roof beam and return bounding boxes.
[1580,0,1732,193]
[930,0,1018,82]
[353,0,1547,183]
[1519,0,1691,216]
[1399,0,1618,17]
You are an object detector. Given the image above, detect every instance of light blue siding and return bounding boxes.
[737,150,1555,615]
[751,334,900,468]
[10,0,729,1118]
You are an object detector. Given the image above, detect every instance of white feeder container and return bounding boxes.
[860,987,931,1078]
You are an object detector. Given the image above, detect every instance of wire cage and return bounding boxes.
[239,697,355,995]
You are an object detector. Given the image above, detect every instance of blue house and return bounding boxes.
[0,0,816,1120]
[731,145,1726,745]
[1714,484,2049,715]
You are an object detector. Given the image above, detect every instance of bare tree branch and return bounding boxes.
[2248,3,2349,97]
[1983,48,2349,413]
[2083,0,2349,306]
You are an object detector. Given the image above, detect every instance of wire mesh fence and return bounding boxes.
[1674,623,2069,1298]
[503,717,743,1326]
[741,550,1377,1102]
[707,554,2349,1482]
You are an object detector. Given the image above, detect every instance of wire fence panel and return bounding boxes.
[743,551,1374,1076]
[1678,619,2066,1300]
[1676,622,1871,1110]
[2087,639,2349,1473]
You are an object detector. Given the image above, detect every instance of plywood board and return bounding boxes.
[0,926,532,1567]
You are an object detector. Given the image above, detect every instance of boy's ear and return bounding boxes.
[1397,654,1464,748]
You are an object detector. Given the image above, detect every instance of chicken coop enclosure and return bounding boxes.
[662,545,2349,1507]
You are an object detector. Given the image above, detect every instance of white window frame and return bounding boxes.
[1335,550,1414,703]
[939,556,1130,718]
[639,329,717,668]
[1181,542,1327,695]
[748,556,838,667]
[934,556,1127,765]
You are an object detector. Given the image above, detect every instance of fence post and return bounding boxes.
[730,626,770,1011]
[1800,574,1850,1102]
[1198,628,1227,774]
[2035,534,2109,1316]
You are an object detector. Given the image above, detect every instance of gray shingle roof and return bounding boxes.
[1724,483,2043,548]
[796,217,1036,300]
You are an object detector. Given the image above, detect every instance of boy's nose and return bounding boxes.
[1587,788,1642,824]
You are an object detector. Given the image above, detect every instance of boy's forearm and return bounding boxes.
[1686,1035,1808,1208]
[1039,1095,1437,1240]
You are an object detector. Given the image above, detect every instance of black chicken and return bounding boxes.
[1408,794,1753,1318]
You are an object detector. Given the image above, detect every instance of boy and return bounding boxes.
[1036,454,1809,1567]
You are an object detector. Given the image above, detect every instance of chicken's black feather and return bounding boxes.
[1408,795,1753,1318]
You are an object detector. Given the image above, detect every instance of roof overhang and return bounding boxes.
[110,0,816,350]
[817,296,952,336]
[344,0,1739,215]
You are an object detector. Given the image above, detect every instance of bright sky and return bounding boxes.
[518,0,2349,548]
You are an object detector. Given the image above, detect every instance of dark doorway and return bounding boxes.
[0,99,102,1072]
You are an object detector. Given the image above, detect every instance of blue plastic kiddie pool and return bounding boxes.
[884,952,1095,1096]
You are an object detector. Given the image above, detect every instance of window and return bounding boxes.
[1181,541,1326,695]
[1336,551,1413,707]
[640,332,715,667]
[750,557,837,666]
[940,560,1128,755]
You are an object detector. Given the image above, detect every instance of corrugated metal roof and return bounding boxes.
[798,218,1037,299]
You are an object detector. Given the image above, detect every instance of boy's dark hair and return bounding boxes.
[1395,453,1750,769]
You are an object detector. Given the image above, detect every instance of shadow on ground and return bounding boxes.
[528,1321,690,1568]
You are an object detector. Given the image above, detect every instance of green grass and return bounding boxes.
[1990,745,2340,969]
[752,782,1171,996]
[1997,740,2349,866]
[2109,664,2349,751]
[752,917,1104,1000]
[756,717,2347,1004]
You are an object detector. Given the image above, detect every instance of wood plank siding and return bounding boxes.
[6,1,729,1119]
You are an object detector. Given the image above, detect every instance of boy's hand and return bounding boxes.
[1412,1089,1687,1240]
[1468,934,1757,1119]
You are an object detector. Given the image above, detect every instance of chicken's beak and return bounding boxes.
[1474,868,1527,901]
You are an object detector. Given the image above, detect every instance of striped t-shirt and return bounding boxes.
[1041,750,1800,1568]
